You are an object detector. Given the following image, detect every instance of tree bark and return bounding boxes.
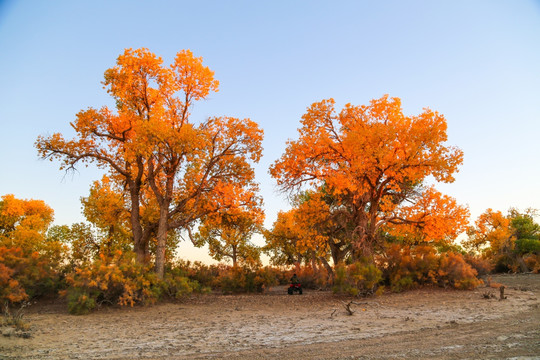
[310,253,319,272]
[319,256,335,284]
[232,245,237,267]
[129,181,147,264]
[154,205,169,280]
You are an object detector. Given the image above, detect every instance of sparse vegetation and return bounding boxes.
[1,301,32,338]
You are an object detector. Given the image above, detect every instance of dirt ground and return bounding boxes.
[1,274,539,360]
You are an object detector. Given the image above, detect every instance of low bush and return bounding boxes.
[161,268,207,299]
[463,254,493,277]
[493,254,522,273]
[66,289,96,315]
[63,251,161,314]
[332,259,383,297]
[215,265,278,294]
[438,252,482,289]
[381,244,482,292]
[0,246,64,304]
[289,265,328,290]
[175,260,221,289]
[523,254,540,273]
[253,266,280,292]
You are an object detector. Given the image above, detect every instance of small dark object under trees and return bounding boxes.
[499,285,507,300]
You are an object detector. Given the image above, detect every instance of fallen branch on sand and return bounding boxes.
[340,300,381,315]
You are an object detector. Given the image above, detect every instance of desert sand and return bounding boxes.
[1,273,539,359]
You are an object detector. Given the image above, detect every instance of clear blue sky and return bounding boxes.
[1,0,539,263]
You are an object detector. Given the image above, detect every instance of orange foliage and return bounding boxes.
[265,187,354,272]
[465,209,513,255]
[289,265,329,290]
[264,210,306,266]
[36,48,264,279]
[264,197,335,270]
[292,191,333,256]
[387,186,470,244]
[270,95,465,256]
[64,251,160,314]
[81,176,130,234]
[438,252,482,290]
[0,194,54,248]
[523,254,540,273]
[0,195,66,304]
[463,254,493,277]
[0,248,28,303]
[195,204,264,267]
[381,244,481,292]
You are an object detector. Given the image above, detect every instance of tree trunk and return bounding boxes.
[232,245,237,267]
[319,256,334,284]
[514,254,529,273]
[129,184,147,264]
[310,253,319,272]
[147,159,175,280]
[134,242,147,264]
[154,205,169,280]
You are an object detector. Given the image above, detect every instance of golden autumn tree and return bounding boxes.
[36,48,167,263]
[291,188,357,267]
[264,210,307,266]
[80,176,132,255]
[465,208,540,272]
[264,188,347,277]
[194,197,264,267]
[36,48,264,278]
[270,95,466,258]
[465,209,513,255]
[47,222,97,266]
[0,194,66,303]
[147,114,263,278]
[0,194,54,249]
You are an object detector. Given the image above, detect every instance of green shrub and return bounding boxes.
[390,275,414,293]
[515,238,540,255]
[214,265,278,294]
[161,266,207,299]
[332,259,383,297]
[180,261,221,289]
[67,289,96,315]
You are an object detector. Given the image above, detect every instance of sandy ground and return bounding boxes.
[1,274,539,359]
